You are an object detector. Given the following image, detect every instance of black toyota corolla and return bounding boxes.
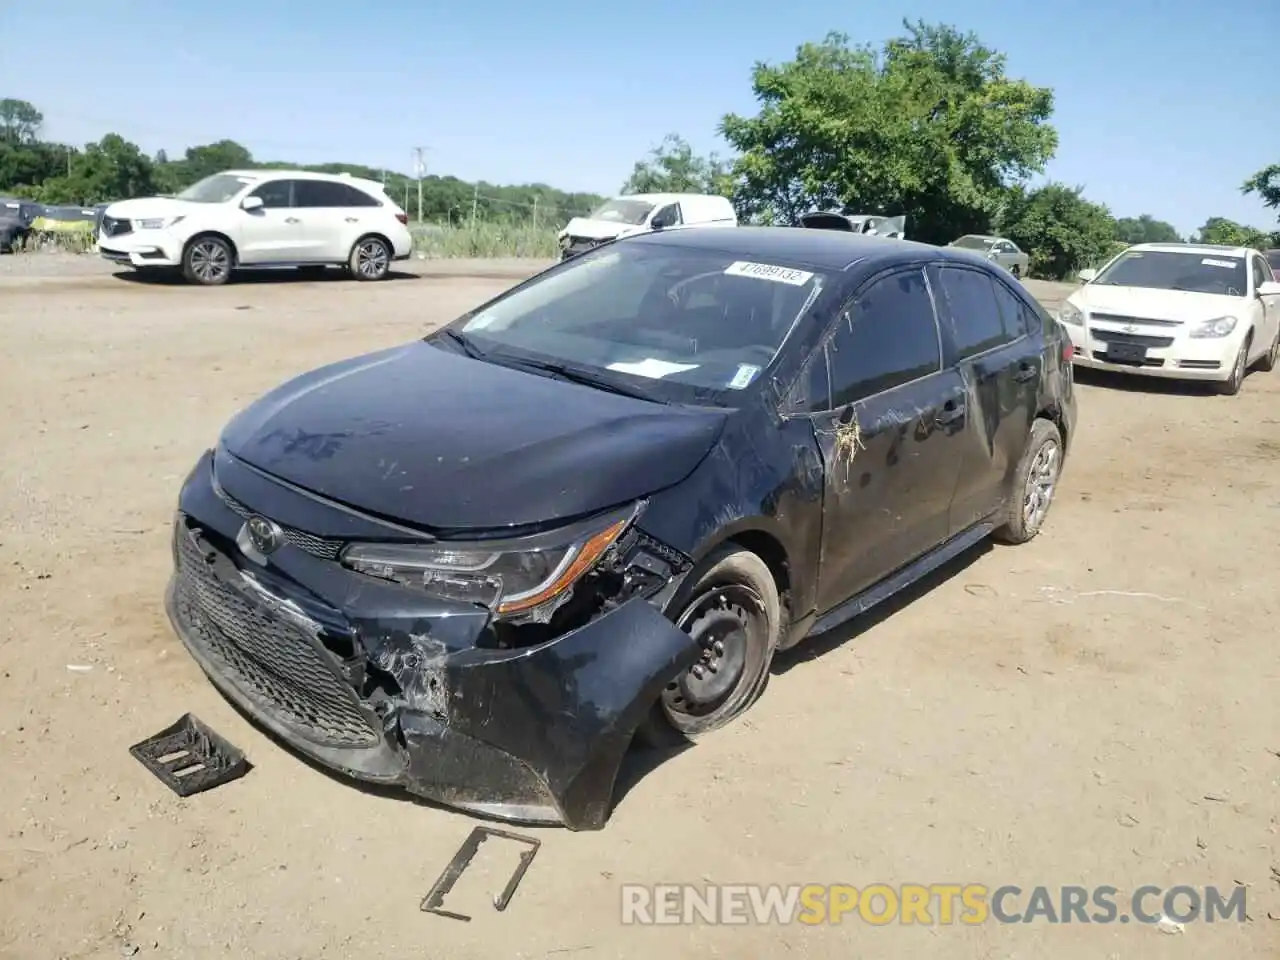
[167,226,1076,829]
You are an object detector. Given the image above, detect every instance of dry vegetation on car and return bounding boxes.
[0,259,1277,959]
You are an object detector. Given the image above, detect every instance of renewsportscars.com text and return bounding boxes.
[620,883,1247,926]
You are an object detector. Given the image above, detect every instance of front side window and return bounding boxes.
[587,198,654,225]
[452,244,828,401]
[1251,256,1268,290]
[936,266,1012,359]
[177,173,255,203]
[952,235,995,251]
[1093,250,1248,296]
[824,268,942,407]
[651,203,682,226]
[248,180,293,209]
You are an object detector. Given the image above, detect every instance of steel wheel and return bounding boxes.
[1022,437,1060,534]
[183,237,232,286]
[350,237,390,281]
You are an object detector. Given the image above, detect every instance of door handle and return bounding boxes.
[345,217,359,223]
[936,399,966,425]
[284,217,300,224]
[1013,361,1038,382]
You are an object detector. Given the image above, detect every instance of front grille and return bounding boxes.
[215,486,344,560]
[1090,312,1181,328]
[173,522,379,747]
[100,216,131,238]
[1089,329,1175,349]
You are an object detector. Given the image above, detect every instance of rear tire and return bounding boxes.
[182,235,233,286]
[633,546,780,749]
[1011,264,1022,278]
[993,418,1063,545]
[349,236,391,281]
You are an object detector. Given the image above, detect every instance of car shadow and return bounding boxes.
[111,267,420,286]
[1071,366,1222,396]
[771,538,993,675]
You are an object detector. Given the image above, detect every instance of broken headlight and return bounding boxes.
[340,503,639,617]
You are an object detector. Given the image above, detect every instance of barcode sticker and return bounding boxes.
[1201,258,1238,268]
[724,261,814,286]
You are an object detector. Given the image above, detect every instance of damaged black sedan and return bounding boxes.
[166,227,1077,830]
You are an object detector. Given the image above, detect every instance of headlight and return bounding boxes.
[1058,302,1084,326]
[340,503,639,617]
[135,216,185,231]
[1189,316,1237,338]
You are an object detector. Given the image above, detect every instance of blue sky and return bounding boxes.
[3,0,1277,237]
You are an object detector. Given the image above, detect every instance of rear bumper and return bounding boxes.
[164,452,698,830]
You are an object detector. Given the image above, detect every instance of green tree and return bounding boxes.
[999,182,1116,280]
[719,21,1057,241]
[37,134,155,204]
[1242,163,1280,220]
[1193,216,1275,248]
[0,98,42,144]
[1113,214,1180,244]
[621,134,733,197]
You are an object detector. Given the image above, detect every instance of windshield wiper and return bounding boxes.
[435,328,487,359]
[495,355,666,403]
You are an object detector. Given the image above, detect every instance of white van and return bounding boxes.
[558,192,737,260]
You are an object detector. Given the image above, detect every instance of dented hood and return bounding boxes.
[219,341,727,531]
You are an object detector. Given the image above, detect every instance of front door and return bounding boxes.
[798,266,969,614]
[235,179,307,264]
[929,264,1040,533]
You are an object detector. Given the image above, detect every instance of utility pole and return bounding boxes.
[532,196,538,230]
[411,147,427,224]
[470,183,478,230]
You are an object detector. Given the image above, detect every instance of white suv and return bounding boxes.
[97,169,414,285]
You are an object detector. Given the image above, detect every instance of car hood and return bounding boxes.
[556,217,647,242]
[1069,285,1245,322]
[104,197,209,219]
[218,341,729,532]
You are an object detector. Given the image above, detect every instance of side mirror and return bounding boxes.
[650,216,669,230]
[241,196,264,212]
[1258,280,1280,297]
[1077,268,1098,283]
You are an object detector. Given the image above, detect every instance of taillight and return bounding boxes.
[1061,338,1074,361]
[396,213,408,225]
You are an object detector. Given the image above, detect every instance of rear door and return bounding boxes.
[793,265,969,613]
[930,264,1040,535]
[236,178,306,264]
[291,180,383,261]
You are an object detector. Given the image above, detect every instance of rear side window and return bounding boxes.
[294,180,381,208]
[990,280,1039,338]
[936,267,1016,358]
[824,268,941,407]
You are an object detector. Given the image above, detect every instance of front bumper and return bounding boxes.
[98,229,184,267]
[1064,321,1241,381]
[164,451,698,830]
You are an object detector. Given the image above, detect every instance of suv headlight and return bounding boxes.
[1058,302,1084,326]
[135,215,185,231]
[1189,316,1238,338]
[340,503,639,617]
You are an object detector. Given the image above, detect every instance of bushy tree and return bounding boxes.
[1113,215,1180,244]
[718,21,1058,242]
[620,134,733,197]
[1193,216,1276,249]
[999,183,1116,280]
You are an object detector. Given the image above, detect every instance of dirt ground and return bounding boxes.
[1,253,1276,959]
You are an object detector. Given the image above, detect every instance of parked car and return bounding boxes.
[0,198,41,253]
[798,210,907,239]
[1060,243,1280,395]
[949,234,1031,278]
[165,226,1076,830]
[96,170,414,285]
[557,193,736,260]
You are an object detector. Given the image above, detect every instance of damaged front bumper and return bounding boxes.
[165,450,699,830]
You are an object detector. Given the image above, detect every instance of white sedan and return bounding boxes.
[1059,243,1280,395]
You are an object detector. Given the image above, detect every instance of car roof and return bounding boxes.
[219,168,385,189]
[1128,242,1250,258]
[625,225,990,272]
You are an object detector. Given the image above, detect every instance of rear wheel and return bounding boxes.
[993,418,1063,545]
[633,546,780,748]
[1011,264,1022,278]
[182,236,233,286]
[349,236,391,281]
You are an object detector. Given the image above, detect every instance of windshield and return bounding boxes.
[449,243,828,402]
[176,173,255,203]
[1092,250,1248,295]
[587,198,655,226]
[952,236,994,250]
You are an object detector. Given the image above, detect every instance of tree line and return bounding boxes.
[0,98,605,227]
[5,20,1280,278]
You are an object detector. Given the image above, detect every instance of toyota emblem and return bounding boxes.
[244,515,284,555]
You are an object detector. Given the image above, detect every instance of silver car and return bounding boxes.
[949,234,1031,278]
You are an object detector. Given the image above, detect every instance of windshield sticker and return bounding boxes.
[724,261,814,286]
[1201,258,1238,268]
[606,358,699,380]
[727,364,761,390]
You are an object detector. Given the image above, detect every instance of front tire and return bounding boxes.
[633,546,780,748]
[349,236,391,281]
[993,418,1063,545]
[1255,326,1279,373]
[182,235,233,286]
[1216,336,1250,395]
